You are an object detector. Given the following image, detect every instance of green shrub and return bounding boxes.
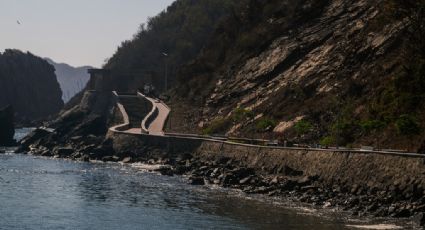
[294,120,313,136]
[360,119,386,134]
[330,119,359,146]
[256,117,277,132]
[320,136,335,146]
[232,107,254,122]
[395,114,421,136]
[202,118,231,135]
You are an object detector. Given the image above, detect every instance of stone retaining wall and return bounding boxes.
[109,131,425,194]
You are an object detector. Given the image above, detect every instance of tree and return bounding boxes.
[105,0,239,92]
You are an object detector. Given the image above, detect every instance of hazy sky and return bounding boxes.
[0,0,175,67]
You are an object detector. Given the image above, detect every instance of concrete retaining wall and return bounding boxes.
[109,131,425,194]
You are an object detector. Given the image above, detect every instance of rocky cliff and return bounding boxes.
[0,105,15,146]
[0,50,64,123]
[21,0,425,152]
[169,0,425,151]
[45,58,92,103]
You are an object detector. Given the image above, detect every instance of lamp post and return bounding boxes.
[162,52,168,92]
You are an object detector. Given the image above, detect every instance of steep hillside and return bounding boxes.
[46,58,92,103]
[0,50,64,122]
[23,0,425,152]
[104,0,239,92]
[169,0,425,151]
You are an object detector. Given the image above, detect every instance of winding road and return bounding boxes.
[111,92,170,136]
[110,91,422,157]
[139,93,170,136]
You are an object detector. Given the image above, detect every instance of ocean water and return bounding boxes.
[0,130,411,229]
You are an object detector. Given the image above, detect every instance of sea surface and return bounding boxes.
[0,129,412,230]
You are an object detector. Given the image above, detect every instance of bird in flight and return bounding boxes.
[17,20,21,25]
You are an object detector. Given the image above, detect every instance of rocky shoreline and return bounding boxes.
[16,130,425,229]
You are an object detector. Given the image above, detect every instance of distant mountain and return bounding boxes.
[45,58,92,103]
[0,49,63,123]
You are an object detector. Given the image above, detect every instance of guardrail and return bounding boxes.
[144,107,158,133]
[109,91,130,132]
[164,131,423,157]
[139,93,157,134]
[109,91,424,158]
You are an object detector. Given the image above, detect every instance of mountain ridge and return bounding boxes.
[45,58,92,103]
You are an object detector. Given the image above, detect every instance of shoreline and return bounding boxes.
[2,152,416,229]
[15,145,424,229]
[16,127,425,228]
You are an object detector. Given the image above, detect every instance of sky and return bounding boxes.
[0,0,175,67]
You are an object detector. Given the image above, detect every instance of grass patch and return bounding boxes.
[202,118,232,135]
[256,117,277,132]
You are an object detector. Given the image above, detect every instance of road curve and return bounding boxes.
[138,93,170,136]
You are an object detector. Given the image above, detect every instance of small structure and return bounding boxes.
[87,68,155,93]
[87,69,112,92]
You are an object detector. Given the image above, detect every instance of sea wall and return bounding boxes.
[109,131,425,195]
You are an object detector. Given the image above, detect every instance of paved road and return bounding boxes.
[147,99,170,136]
[111,92,422,157]
[111,92,169,136]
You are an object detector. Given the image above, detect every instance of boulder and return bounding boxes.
[122,157,133,164]
[17,128,51,152]
[101,155,120,162]
[155,166,174,176]
[0,105,15,146]
[189,176,205,185]
[54,147,74,157]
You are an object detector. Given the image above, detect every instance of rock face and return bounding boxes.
[0,105,15,146]
[0,50,64,123]
[45,58,92,103]
[170,0,425,150]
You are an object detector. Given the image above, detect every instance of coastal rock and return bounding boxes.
[0,49,63,122]
[189,176,205,185]
[101,155,120,162]
[54,147,74,157]
[122,157,133,164]
[17,128,51,152]
[155,166,174,176]
[0,105,15,146]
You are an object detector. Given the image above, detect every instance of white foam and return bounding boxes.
[130,163,165,171]
[346,224,403,229]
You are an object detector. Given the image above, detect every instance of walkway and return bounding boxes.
[112,91,170,136]
[111,91,423,158]
[140,93,170,136]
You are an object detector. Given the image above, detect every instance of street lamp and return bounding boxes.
[162,52,168,92]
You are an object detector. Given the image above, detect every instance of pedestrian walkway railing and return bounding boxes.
[110,91,424,158]
[110,91,130,132]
